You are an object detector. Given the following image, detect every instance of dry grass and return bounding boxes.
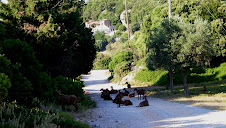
[170,93,226,110]
[147,80,226,111]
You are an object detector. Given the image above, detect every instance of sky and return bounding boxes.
[1,0,8,4]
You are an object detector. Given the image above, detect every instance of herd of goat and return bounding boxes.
[100,82,149,108]
[54,82,149,111]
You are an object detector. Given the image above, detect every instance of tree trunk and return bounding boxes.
[166,72,170,90]
[182,71,189,96]
[169,70,174,94]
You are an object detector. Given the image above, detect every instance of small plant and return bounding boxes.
[0,102,90,128]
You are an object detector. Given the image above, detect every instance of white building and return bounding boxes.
[85,19,115,36]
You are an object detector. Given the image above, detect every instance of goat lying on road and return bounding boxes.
[137,95,149,107]
[124,100,133,106]
[109,86,118,94]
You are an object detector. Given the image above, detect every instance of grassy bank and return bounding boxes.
[147,79,226,110]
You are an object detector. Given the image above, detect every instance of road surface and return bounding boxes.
[82,70,226,128]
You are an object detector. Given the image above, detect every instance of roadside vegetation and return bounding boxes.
[89,0,226,110]
[0,1,96,127]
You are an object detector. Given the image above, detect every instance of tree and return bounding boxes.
[94,31,109,51]
[0,0,96,78]
[146,17,182,94]
[146,16,214,96]
[174,17,214,96]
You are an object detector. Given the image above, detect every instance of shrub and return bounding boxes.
[135,68,168,86]
[0,102,89,128]
[187,62,226,83]
[94,31,109,51]
[0,73,11,101]
[119,32,128,43]
[108,51,133,72]
[93,53,111,70]
[115,22,122,30]
[118,24,126,31]
[113,61,131,80]
[130,22,140,34]
[135,62,226,86]
[113,31,122,38]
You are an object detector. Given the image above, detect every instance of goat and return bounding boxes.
[113,91,124,107]
[100,88,110,98]
[55,90,78,111]
[122,88,129,96]
[125,82,131,88]
[127,91,136,98]
[124,100,133,106]
[109,86,118,94]
[100,88,112,100]
[134,88,145,100]
[137,95,149,107]
[200,86,207,93]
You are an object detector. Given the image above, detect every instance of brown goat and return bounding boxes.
[55,90,78,111]
[109,86,118,94]
[124,100,133,106]
[113,91,124,107]
[200,86,207,93]
[122,88,129,96]
[127,91,136,98]
[137,96,149,107]
[125,82,131,88]
[134,88,145,100]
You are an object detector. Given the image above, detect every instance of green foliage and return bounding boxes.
[113,61,132,80]
[0,0,96,108]
[55,111,90,128]
[119,32,128,43]
[108,50,133,72]
[0,102,89,128]
[0,0,96,78]
[93,53,111,70]
[118,24,126,31]
[0,22,5,39]
[94,31,109,51]
[113,31,122,38]
[83,0,123,23]
[187,62,226,83]
[115,22,122,30]
[135,68,168,86]
[0,73,11,101]
[130,22,140,34]
[135,63,226,86]
[54,76,85,100]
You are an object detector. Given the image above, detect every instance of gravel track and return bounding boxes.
[82,70,226,128]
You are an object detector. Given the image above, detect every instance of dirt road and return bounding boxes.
[82,70,226,128]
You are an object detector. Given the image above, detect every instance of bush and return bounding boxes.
[118,24,126,31]
[187,62,226,83]
[130,22,140,34]
[93,53,111,70]
[115,22,122,30]
[135,68,168,86]
[108,51,133,72]
[120,32,128,43]
[135,62,226,86]
[113,31,122,38]
[0,102,90,128]
[113,61,131,80]
[0,73,11,101]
